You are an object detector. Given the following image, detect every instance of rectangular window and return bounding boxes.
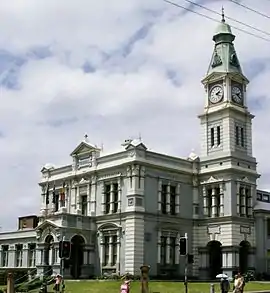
[28,244,36,267]
[2,245,8,267]
[263,194,270,202]
[170,186,176,215]
[257,192,262,200]
[112,235,118,266]
[160,236,166,266]
[113,183,119,213]
[210,127,215,147]
[104,236,110,266]
[267,219,270,237]
[78,154,92,167]
[15,244,23,267]
[236,125,239,145]
[169,237,176,265]
[217,126,221,146]
[161,185,167,214]
[104,185,110,214]
[81,195,87,216]
[215,187,221,217]
[240,127,244,147]
[207,188,212,217]
[54,193,59,212]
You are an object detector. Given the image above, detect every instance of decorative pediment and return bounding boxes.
[70,141,99,156]
[201,72,226,85]
[78,178,90,185]
[40,163,55,173]
[36,220,61,242]
[201,176,222,184]
[241,176,250,183]
[125,141,147,151]
[98,222,121,232]
[36,219,59,231]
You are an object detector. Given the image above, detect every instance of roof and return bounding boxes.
[204,13,246,79]
[254,201,270,212]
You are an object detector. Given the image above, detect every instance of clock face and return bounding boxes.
[209,85,223,104]
[231,86,242,104]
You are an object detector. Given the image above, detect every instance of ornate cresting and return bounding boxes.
[140,265,150,293]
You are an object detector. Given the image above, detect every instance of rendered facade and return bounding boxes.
[0,16,270,280]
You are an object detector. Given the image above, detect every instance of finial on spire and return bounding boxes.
[221,6,225,22]
[84,133,88,142]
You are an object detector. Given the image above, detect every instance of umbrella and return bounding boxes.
[216,273,229,279]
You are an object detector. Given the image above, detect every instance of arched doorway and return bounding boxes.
[239,241,250,274]
[207,241,222,279]
[44,235,54,276]
[70,235,85,279]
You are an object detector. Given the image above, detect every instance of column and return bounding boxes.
[176,184,180,214]
[140,167,145,191]
[219,183,224,216]
[166,183,171,214]
[211,187,217,218]
[127,166,132,189]
[65,185,68,209]
[241,187,246,216]
[70,184,76,213]
[110,183,114,214]
[116,230,121,274]
[90,177,97,215]
[108,236,113,266]
[158,180,162,212]
[157,231,161,263]
[236,182,240,215]
[166,236,170,264]
[99,233,104,266]
[83,246,88,265]
[54,244,60,265]
[87,184,91,216]
[48,248,52,266]
[203,186,208,216]
[117,178,122,213]
[22,245,28,267]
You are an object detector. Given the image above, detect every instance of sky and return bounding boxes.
[0,0,270,231]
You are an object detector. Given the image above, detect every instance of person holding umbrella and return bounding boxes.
[220,277,230,293]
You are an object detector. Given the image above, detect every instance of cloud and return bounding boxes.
[0,0,270,230]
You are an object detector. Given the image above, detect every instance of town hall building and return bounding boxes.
[0,14,270,280]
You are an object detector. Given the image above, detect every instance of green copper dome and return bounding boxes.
[213,9,235,43]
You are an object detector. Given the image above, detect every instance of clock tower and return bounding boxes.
[196,11,259,279]
[199,12,255,162]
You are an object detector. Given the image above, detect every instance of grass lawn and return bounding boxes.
[31,281,270,293]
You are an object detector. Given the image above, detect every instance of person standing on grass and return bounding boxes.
[54,274,62,293]
[120,280,131,293]
[238,273,245,293]
[220,277,230,293]
[233,274,241,293]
